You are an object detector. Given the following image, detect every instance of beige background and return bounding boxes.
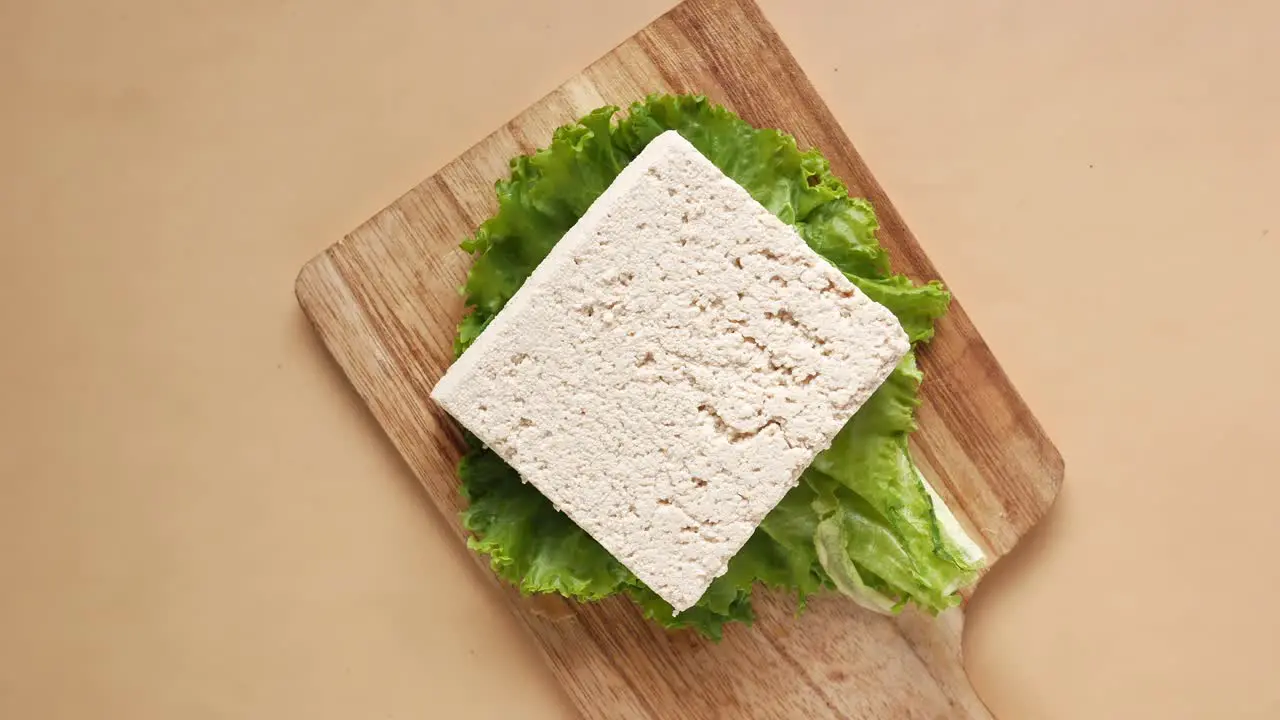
[2,0,1277,718]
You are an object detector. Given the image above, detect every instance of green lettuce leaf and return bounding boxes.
[460,448,632,600]
[452,94,981,638]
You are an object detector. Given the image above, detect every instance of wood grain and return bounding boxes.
[295,0,1064,717]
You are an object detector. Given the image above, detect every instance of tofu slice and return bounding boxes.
[432,131,910,612]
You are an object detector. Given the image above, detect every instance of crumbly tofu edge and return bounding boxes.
[431,133,675,406]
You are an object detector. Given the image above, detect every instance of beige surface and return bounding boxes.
[1,0,1276,718]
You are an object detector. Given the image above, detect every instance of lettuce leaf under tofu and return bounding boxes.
[454,94,981,639]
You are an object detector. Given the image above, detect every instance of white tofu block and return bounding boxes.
[432,131,909,612]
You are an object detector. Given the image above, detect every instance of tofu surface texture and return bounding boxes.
[432,131,910,612]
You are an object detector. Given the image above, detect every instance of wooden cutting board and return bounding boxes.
[295,0,1064,716]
